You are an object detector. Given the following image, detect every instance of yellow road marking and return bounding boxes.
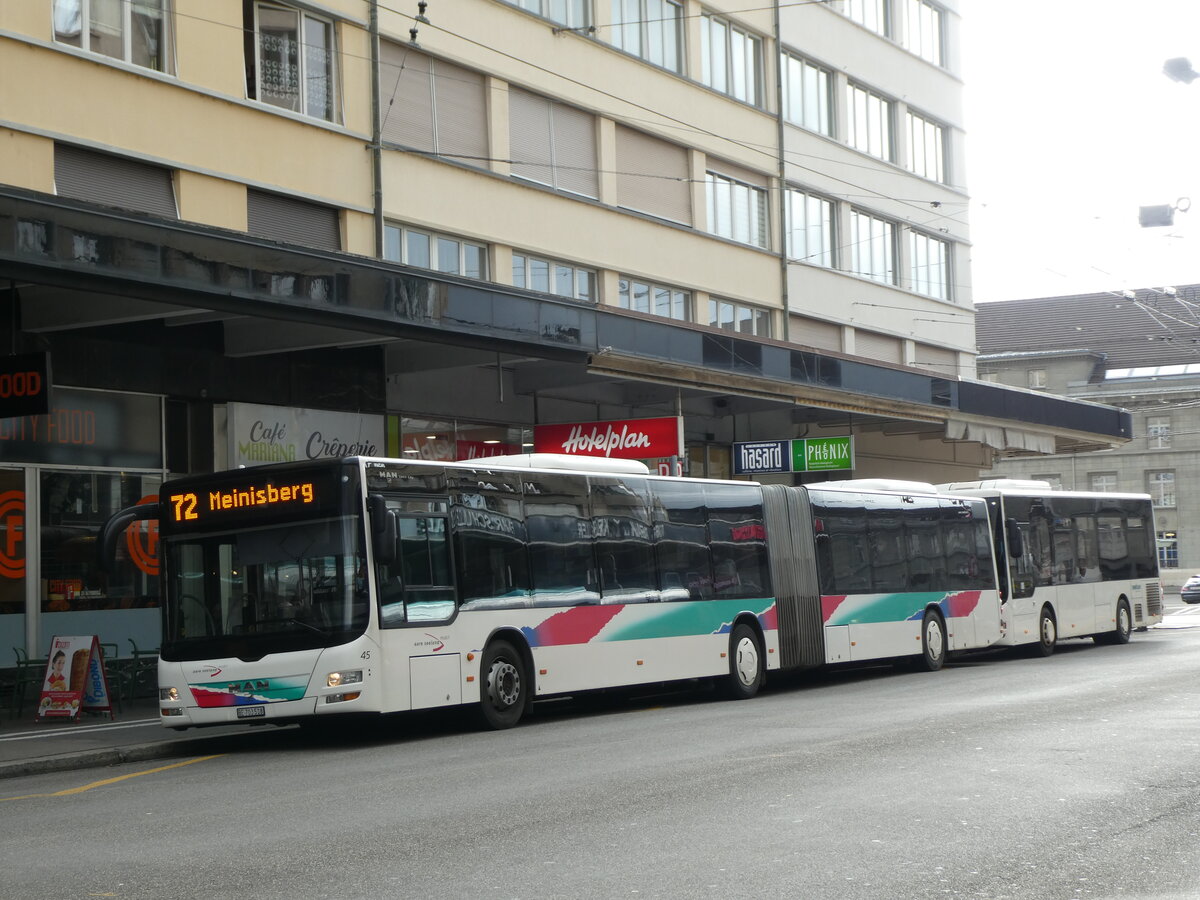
[0,754,224,802]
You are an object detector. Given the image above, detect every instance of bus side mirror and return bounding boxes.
[1004,518,1024,559]
[98,503,160,573]
[367,494,397,564]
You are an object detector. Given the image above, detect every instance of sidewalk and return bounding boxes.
[0,697,263,780]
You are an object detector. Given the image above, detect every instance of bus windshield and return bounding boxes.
[162,515,368,660]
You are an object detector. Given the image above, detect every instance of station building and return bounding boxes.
[0,0,1132,663]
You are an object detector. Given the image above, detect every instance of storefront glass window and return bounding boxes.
[40,471,161,618]
[0,470,25,666]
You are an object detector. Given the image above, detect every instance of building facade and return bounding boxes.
[0,0,1132,663]
[977,288,1200,584]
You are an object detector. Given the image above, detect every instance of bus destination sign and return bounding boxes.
[161,467,339,532]
[733,436,854,475]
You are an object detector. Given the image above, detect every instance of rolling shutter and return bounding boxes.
[54,144,177,218]
[615,125,690,223]
[247,189,340,251]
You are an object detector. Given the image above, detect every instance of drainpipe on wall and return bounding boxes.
[774,0,789,344]
[369,0,384,258]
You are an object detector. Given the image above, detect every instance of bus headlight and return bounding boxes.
[159,687,180,702]
[326,670,363,688]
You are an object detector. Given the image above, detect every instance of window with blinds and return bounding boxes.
[615,126,691,224]
[54,144,177,218]
[855,330,903,364]
[379,43,488,166]
[790,315,842,352]
[913,342,957,374]
[247,189,340,251]
[706,162,768,248]
[509,88,598,198]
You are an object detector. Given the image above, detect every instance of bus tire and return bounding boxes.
[1031,606,1057,657]
[477,639,529,730]
[918,609,946,672]
[722,623,764,700]
[1095,598,1132,646]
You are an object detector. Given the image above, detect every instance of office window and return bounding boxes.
[1148,471,1176,508]
[615,126,691,224]
[701,14,763,106]
[1090,472,1118,493]
[902,0,943,66]
[1148,416,1172,449]
[610,0,682,72]
[385,225,487,280]
[710,298,772,337]
[510,89,598,198]
[979,372,999,383]
[514,253,597,302]
[707,171,768,248]
[509,0,588,28]
[842,0,890,37]
[1033,474,1063,491]
[847,84,894,161]
[380,45,488,165]
[618,278,691,322]
[849,209,895,284]
[906,110,946,182]
[908,231,950,300]
[1027,368,1047,389]
[247,189,340,251]
[245,2,337,121]
[786,189,834,267]
[55,144,177,219]
[53,0,173,72]
[1158,531,1179,569]
[782,53,833,137]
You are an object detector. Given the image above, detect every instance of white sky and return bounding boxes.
[963,1,1200,302]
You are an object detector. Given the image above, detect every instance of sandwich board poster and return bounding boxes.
[37,634,114,721]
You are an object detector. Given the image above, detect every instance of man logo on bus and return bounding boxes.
[125,494,159,577]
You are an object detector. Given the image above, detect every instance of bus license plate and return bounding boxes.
[236,706,266,719]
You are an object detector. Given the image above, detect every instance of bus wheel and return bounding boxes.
[1096,599,1132,646]
[918,610,946,672]
[1032,606,1057,657]
[477,639,529,730]
[722,623,764,700]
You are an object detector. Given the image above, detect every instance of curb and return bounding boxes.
[0,733,259,781]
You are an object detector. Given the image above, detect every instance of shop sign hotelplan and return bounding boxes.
[732,437,855,475]
[533,416,684,461]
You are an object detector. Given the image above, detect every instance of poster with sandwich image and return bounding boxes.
[37,634,114,721]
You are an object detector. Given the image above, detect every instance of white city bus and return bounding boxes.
[938,479,1162,654]
[101,457,1004,730]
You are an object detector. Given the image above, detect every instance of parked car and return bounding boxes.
[1182,574,1200,604]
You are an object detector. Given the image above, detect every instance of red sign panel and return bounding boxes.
[533,416,683,460]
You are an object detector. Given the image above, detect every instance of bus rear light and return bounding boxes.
[159,687,179,702]
[161,707,183,717]
[539,669,548,675]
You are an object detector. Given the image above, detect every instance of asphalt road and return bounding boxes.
[4,618,1200,900]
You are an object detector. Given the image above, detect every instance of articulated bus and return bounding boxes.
[938,479,1162,654]
[102,456,1005,730]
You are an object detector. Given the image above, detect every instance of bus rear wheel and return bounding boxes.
[918,609,946,672]
[1095,598,1132,645]
[722,623,764,700]
[477,639,529,730]
[1031,606,1057,657]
